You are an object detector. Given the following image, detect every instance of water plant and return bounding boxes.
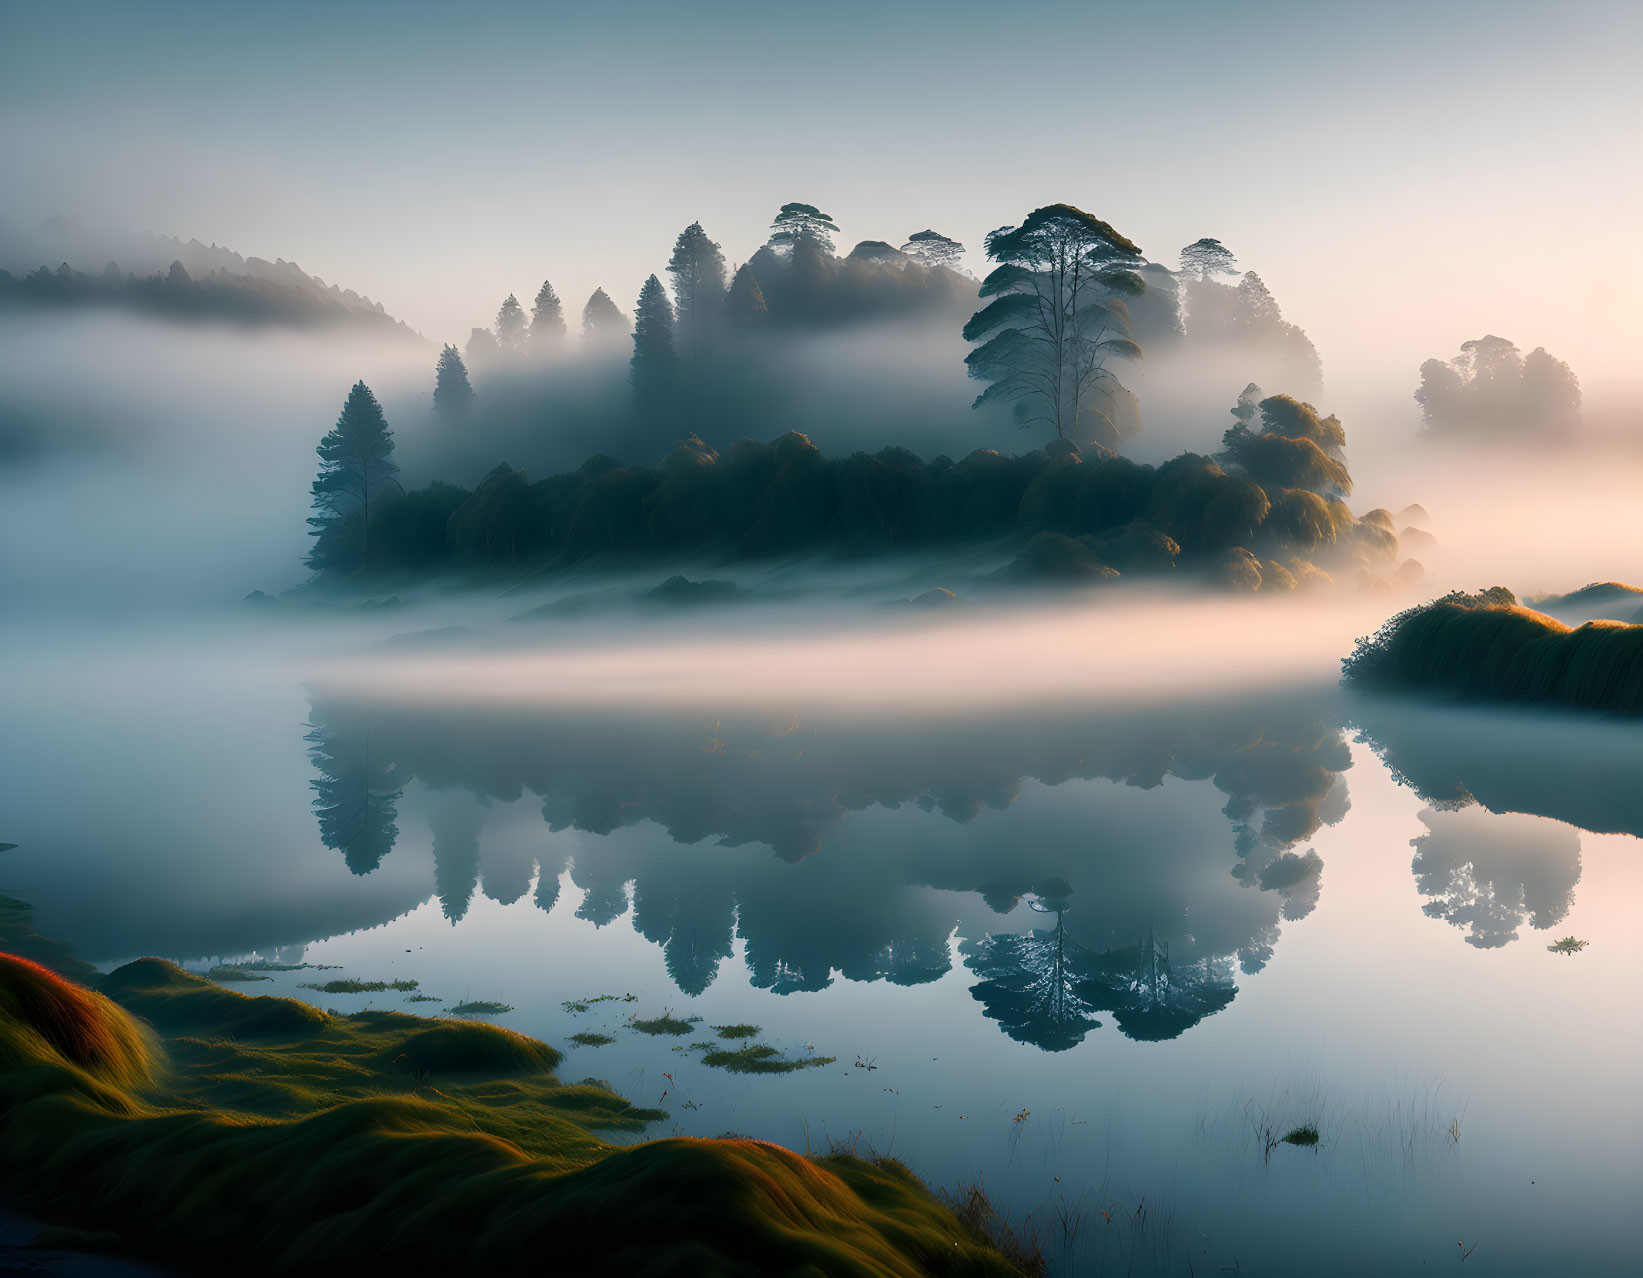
[700,1043,836,1074]
[299,978,419,994]
[631,1013,694,1037]
[446,1000,514,1015]
[712,1023,760,1039]
[569,1031,615,1047]
[1547,936,1589,955]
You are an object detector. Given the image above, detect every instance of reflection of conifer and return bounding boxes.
[964,910,1105,1052]
[306,720,408,876]
[429,791,484,923]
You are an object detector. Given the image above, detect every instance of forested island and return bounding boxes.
[293,203,1417,596]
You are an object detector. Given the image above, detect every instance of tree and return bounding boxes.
[768,202,839,254]
[529,279,566,350]
[1178,237,1239,282]
[962,203,1145,444]
[1236,271,1282,327]
[901,229,964,271]
[666,222,727,363]
[581,287,628,345]
[307,381,401,576]
[1415,335,1581,439]
[1520,346,1582,435]
[964,908,1107,1051]
[495,293,527,353]
[433,344,473,420]
[630,274,678,407]
[465,326,500,370]
[723,263,768,329]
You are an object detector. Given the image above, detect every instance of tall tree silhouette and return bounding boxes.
[964,907,1106,1051]
[768,202,839,254]
[433,344,473,421]
[529,279,566,350]
[723,263,768,329]
[963,204,1145,445]
[666,222,727,363]
[307,381,401,576]
[495,293,527,353]
[581,287,629,346]
[630,274,678,409]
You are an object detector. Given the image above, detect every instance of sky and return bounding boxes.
[3,0,1641,396]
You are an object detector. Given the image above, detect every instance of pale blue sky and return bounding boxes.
[3,0,1639,387]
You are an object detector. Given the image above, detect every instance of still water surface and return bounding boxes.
[3,635,1639,1277]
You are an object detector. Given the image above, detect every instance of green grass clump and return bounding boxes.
[631,1014,694,1037]
[701,1043,836,1075]
[206,965,270,982]
[446,1000,514,1016]
[404,993,441,1003]
[299,978,419,994]
[1547,936,1590,955]
[0,952,1023,1276]
[569,1032,616,1047]
[1343,588,1643,714]
[102,957,329,1037]
[713,1024,761,1040]
[1280,1125,1320,1146]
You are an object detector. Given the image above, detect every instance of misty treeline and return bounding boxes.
[1415,334,1582,440]
[303,202,1362,587]
[0,223,413,335]
[307,373,1411,595]
[406,202,1322,481]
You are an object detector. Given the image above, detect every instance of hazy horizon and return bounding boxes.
[4,0,1640,400]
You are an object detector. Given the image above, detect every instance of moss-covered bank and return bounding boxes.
[0,951,1023,1275]
[1343,588,1643,714]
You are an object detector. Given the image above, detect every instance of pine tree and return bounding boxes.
[582,287,629,345]
[630,274,678,407]
[433,344,473,420]
[723,263,768,328]
[307,381,401,576]
[495,293,527,353]
[529,279,566,350]
[665,222,727,362]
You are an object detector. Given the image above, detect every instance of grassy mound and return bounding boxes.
[1343,588,1643,714]
[0,954,152,1091]
[0,956,1022,1276]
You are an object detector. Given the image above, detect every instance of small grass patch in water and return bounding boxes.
[1547,936,1589,955]
[205,966,270,982]
[299,978,419,994]
[713,1024,761,1040]
[1280,1125,1320,1147]
[570,1032,616,1047]
[701,1044,836,1075]
[404,994,441,1003]
[562,993,638,1014]
[446,1001,513,1016]
[632,1013,695,1037]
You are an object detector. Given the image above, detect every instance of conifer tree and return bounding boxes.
[666,222,727,362]
[582,287,629,345]
[529,279,566,349]
[433,344,473,420]
[307,381,401,576]
[630,274,678,406]
[495,293,527,353]
[723,264,768,329]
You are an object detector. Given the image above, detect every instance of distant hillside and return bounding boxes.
[0,218,420,338]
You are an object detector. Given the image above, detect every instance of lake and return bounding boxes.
[2,616,1639,1277]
